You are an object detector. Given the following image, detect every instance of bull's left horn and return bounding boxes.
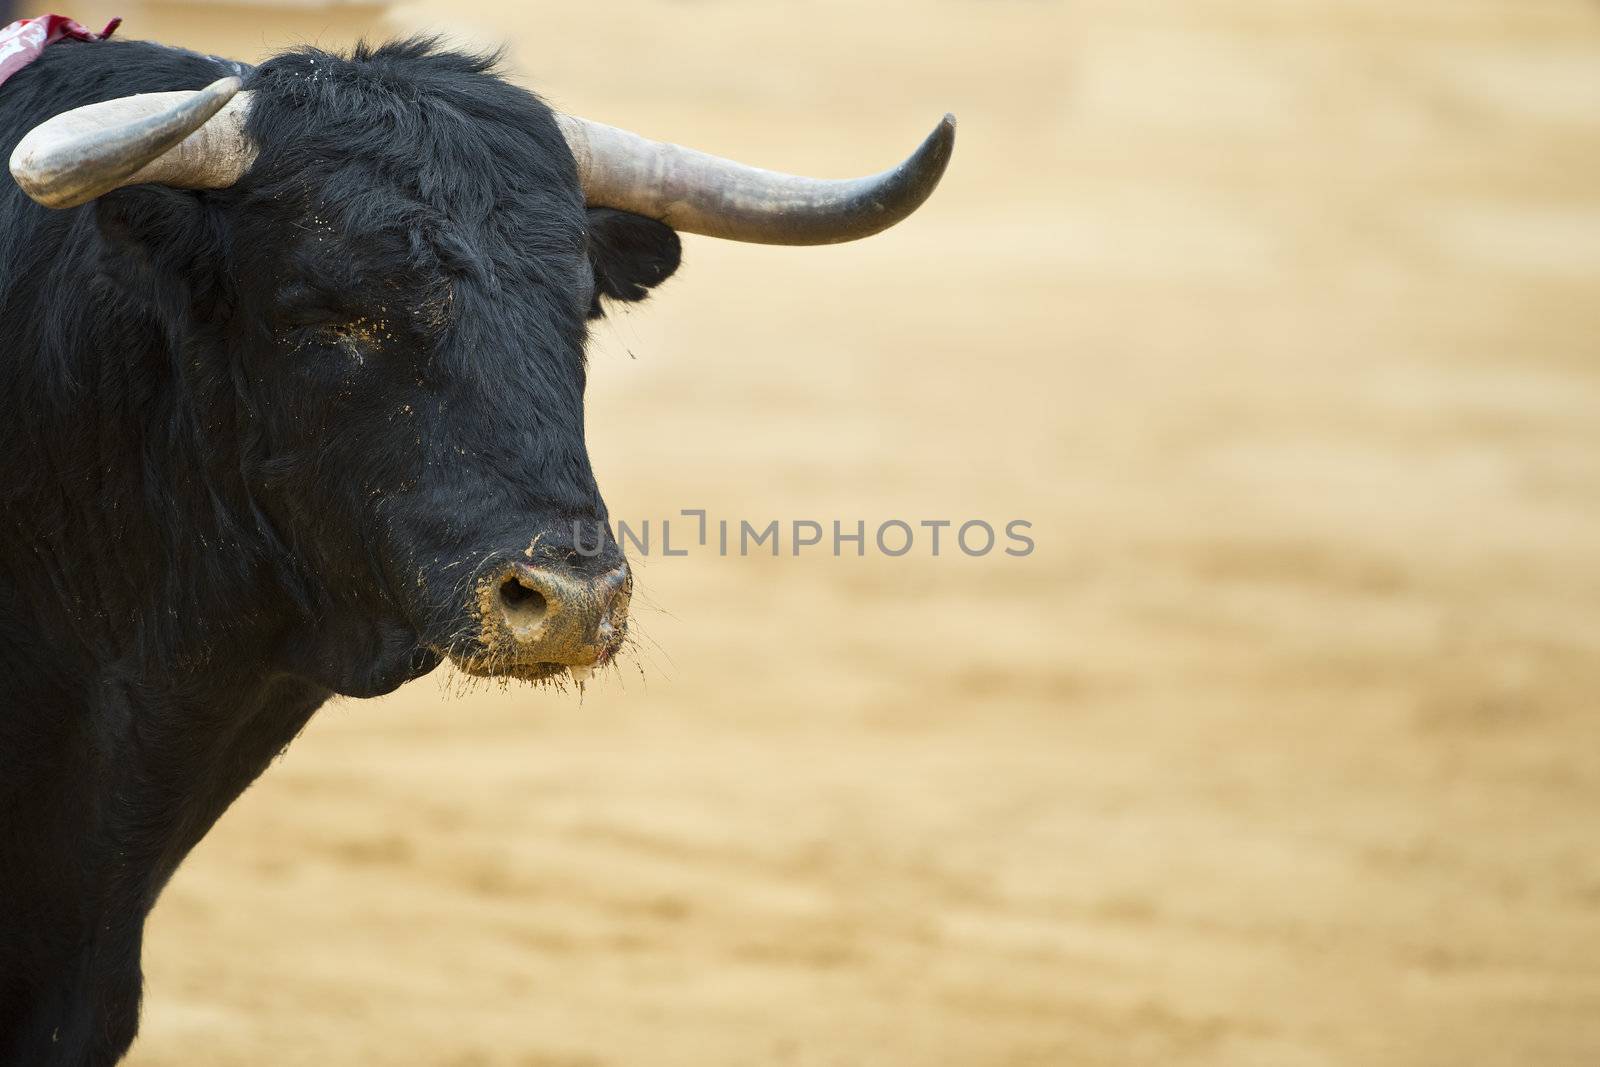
[10,77,255,209]
[556,112,956,245]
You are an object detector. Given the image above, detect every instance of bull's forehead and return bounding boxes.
[238,44,598,377]
[246,43,585,227]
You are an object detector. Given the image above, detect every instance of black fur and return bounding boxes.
[0,36,678,1064]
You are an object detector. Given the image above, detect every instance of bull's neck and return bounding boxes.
[0,277,281,676]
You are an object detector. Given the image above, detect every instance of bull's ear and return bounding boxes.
[585,207,680,319]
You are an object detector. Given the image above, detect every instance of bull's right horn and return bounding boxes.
[10,76,255,210]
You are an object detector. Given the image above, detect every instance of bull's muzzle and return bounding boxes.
[456,560,631,683]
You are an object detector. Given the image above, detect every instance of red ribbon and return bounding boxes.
[0,14,121,90]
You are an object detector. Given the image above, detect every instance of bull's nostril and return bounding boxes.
[498,575,548,626]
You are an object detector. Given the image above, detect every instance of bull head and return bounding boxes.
[4,58,954,691]
[8,75,955,244]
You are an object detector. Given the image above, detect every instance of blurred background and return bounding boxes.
[39,0,1600,1063]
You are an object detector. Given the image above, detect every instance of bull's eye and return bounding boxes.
[325,316,391,347]
[286,316,395,359]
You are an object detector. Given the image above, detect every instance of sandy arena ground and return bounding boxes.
[53,0,1600,1063]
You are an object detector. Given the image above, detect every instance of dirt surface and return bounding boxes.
[64,1,1600,1063]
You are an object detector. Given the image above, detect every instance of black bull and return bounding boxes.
[0,37,949,1065]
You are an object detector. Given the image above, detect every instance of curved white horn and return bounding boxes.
[10,76,255,209]
[556,112,956,245]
